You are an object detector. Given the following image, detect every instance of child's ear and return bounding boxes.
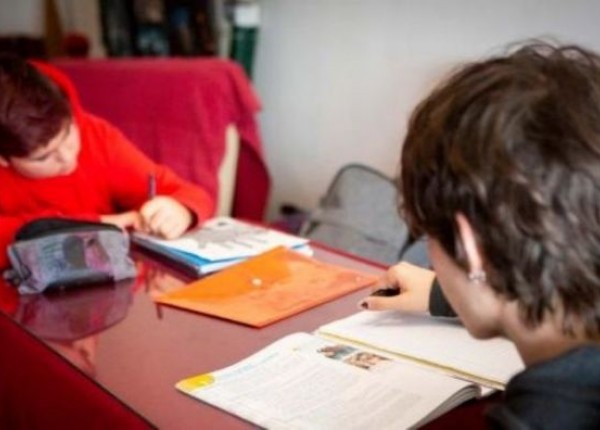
[455,212,485,274]
[0,156,8,168]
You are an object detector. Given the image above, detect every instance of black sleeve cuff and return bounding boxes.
[428,278,457,317]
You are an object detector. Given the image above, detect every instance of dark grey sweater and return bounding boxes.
[428,279,456,317]
[487,346,600,429]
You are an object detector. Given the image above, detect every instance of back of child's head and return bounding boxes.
[0,54,71,158]
[400,42,600,336]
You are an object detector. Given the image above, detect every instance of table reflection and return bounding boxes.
[142,263,187,295]
[11,279,135,376]
[0,248,415,429]
[1,251,196,376]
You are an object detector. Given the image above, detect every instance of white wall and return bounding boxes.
[253,0,600,219]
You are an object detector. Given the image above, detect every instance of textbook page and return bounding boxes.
[177,333,480,430]
[317,311,524,389]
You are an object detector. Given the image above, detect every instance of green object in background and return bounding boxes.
[230,26,258,79]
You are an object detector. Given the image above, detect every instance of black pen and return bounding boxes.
[369,285,401,297]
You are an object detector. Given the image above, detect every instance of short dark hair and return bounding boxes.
[0,54,71,158]
[400,42,600,336]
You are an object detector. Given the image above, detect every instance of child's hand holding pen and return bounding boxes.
[140,174,194,239]
[358,262,436,312]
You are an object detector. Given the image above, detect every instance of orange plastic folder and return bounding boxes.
[152,247,377,327]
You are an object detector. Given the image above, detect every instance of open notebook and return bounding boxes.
[177,311,524,429]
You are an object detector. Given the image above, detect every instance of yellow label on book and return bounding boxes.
[176,374,215,392]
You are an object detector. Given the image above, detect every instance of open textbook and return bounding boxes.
[132,217,311,275]
[177,311,525,429]
[317,311,523,390]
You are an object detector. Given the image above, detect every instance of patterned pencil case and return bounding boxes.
[3,218,137,294]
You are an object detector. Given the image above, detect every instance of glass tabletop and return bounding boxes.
[1,244,385,429]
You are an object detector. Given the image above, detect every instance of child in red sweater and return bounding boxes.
[0,55,215,269]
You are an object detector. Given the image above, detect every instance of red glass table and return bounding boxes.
[0,244,496,429]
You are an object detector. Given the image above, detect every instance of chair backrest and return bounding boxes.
[300,164,428,266]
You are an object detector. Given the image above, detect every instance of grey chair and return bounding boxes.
[300,164,429,267]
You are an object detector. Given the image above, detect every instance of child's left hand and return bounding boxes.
[139,196,193,239]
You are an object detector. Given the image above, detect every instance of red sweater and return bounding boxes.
[0,63,215,269]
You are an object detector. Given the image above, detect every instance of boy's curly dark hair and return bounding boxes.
[400,42,600,336]
[0,54,71,158]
